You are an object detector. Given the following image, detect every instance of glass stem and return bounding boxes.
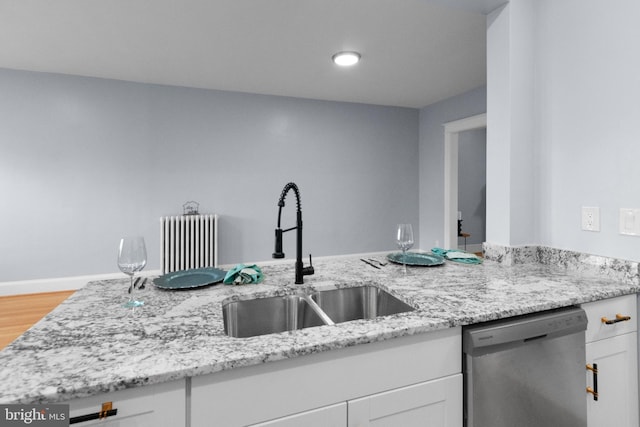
[403,249,407,274]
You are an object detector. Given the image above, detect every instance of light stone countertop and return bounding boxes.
[1,245,639,404]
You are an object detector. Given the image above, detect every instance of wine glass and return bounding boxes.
[117,236,147,312]
[396,224,414,274]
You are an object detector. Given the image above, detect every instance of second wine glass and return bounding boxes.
[396,224,414,275]
[117,236,147,311]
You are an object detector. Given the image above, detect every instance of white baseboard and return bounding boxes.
[0,270,162,296]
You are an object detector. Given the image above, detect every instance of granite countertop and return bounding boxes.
[1,246,639,404]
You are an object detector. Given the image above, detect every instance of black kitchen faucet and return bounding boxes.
[272,182,314,284]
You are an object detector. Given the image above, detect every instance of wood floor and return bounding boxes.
[0,290,75,350]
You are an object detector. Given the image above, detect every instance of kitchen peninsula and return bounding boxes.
[1,245,638,426]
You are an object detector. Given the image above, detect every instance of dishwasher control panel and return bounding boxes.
[463,306,587,354]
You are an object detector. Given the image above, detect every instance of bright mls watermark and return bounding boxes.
[0,405,68,426]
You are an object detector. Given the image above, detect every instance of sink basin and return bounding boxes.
[222,295,326,338]
[311,285,414,323]
[222,286,414,338]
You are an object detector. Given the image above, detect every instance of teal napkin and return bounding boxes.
[223,264,265,285]
[431,248,482,264]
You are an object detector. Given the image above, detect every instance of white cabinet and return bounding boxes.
[191,328,461,427]
[250,375,462,427]
[249,403,346,427]
[348,375,462,427]
[582,295,638,427]
[586,334,638,427]
[64,379,186,427]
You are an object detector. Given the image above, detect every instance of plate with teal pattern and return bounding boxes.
[153,267,227,290]
[386,252,445,267]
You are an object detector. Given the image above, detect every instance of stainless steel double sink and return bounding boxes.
[223,285,414,338]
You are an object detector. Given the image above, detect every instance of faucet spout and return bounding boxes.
[272,182,314,284]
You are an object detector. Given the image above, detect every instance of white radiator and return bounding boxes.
[160,214,218,274]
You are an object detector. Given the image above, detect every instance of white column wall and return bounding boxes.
[486,0,537,247]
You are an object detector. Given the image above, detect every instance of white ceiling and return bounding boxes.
[0,0,501,108]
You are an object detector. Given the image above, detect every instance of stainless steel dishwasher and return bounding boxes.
[463,306,588,427]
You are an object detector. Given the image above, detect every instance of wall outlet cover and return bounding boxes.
[581,207,600,232]
[619,208,640,236]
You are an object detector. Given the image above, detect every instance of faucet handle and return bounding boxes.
[303,254,315,276]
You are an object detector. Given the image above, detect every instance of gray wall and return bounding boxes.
[458,128,486,246]
[0,69,419,282]
[418,86,487,250]
[485,0,640,262]
[534,0,640,260]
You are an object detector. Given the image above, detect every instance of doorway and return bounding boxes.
[443,113,487,250]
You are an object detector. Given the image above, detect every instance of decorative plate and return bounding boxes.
[153,267,227,290]
[386,252,445,267]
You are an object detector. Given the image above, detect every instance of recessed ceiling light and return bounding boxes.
[332,51,361,67]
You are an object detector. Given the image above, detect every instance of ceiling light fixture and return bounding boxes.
[332,51,361,67]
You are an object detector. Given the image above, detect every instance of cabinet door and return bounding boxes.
[347,374,462,427]
[249,403,346,427]
[66,380,185,427]
[586,332,638,427]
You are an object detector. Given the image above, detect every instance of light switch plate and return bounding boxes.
[619,208,640,236]
[581,207,600,232]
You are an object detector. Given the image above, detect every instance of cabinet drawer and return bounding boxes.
[65,379,185,426]
[582,294,637,343]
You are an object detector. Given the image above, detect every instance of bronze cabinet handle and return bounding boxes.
[70,402,117,424]
[601,314,631,325]
[586,364,598,401]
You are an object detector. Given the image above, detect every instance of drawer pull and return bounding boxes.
[70,402,118,424]
[586,363,598,401]
[601,314,631,325]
